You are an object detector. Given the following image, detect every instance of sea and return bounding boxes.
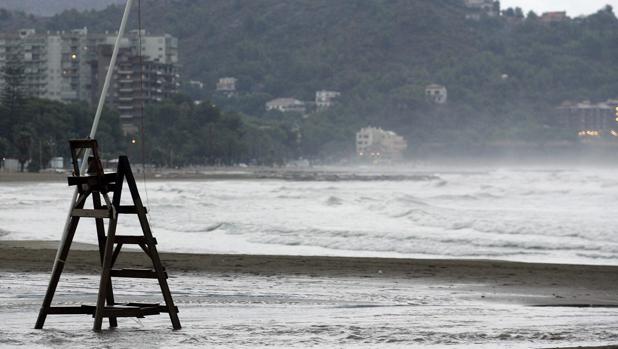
[2,166,618,348]
[1,166,618,266]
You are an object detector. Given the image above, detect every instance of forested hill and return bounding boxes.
[1,1,618,155]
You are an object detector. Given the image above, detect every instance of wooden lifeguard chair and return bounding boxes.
[35,139,181,331]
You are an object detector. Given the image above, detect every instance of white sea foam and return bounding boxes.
[1,167,618,265]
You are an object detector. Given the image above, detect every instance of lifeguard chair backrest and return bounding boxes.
[69,139,105,178]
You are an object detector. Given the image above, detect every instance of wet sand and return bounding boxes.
[2,239,617,308]
[1,240,618,348]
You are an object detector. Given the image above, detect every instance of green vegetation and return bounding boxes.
[1,1,617,165]
[0,44,124,171]
[141,95,296,166]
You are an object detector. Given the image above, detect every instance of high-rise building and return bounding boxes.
[0,28,180,134]
[0,29,49,99]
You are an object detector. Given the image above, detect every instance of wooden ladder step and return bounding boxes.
[100,305,161,318]
[71,209,111,219]
[110,268,167,279]
[113,235,157,245]
[126,303,179,314]
[101,205,148,214]
[47,304,178,318]
[47,305,95,315]
[67,173,117,186]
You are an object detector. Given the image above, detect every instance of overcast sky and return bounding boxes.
[500,0,618,16]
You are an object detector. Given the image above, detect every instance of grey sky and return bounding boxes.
[500,0,617,16]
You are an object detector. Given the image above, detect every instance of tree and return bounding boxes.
[14,128,32,172]
[0,136,10,159]
[1,54,26,117]
[527,11,538,20]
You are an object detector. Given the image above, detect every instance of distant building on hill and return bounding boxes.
[315,90,340,110]
[463,0,500,19]
[425,84,448,104]
[216,77,238,97]
[188,80,204,89]
[265,98,306,113]
[356,127,408,159]
[540,11,569,23]
[557,99,618,139]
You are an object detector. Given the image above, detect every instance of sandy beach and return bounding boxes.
[1,240,617,348]
[2,240,618,303]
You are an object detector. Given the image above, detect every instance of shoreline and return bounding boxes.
[3,239,618,273]
[2,239,618,307]
[0,168,442,183]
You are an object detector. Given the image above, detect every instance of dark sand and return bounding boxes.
[2,239,617,308]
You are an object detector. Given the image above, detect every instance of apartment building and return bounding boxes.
[0,28,180,134]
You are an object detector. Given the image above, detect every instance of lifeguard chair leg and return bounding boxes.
[121,156,181,330]
[93,194,118,331]
[93,192,118,328]
[35,193,87,329]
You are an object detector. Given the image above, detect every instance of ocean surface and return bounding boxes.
[1,167,618,265]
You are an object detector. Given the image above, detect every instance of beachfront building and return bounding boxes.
[425,84,448,104]
[557,99,618,139]
[265,97,306,113]
[315,90,341,110]
[356,127,408,159]
[0,28,180,134]
[93,43,179,134]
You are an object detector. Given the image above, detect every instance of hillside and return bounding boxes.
[1,1,618,159]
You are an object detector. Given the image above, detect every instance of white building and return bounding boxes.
[464,0,500,18]
[188,80,204,89]
[0,29,50,99]
[425,84,448,104]
[356,127,408,159]
[315,90,340,110]
[131,31,178,64]
[265,98,306,113]
[216,77,238,97]
[216,77,237,92]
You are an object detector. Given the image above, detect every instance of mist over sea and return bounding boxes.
[2,166,618,265]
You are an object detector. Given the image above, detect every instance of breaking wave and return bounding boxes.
[3,168,618,264]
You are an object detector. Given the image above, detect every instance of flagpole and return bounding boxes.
[53,0,134,262]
